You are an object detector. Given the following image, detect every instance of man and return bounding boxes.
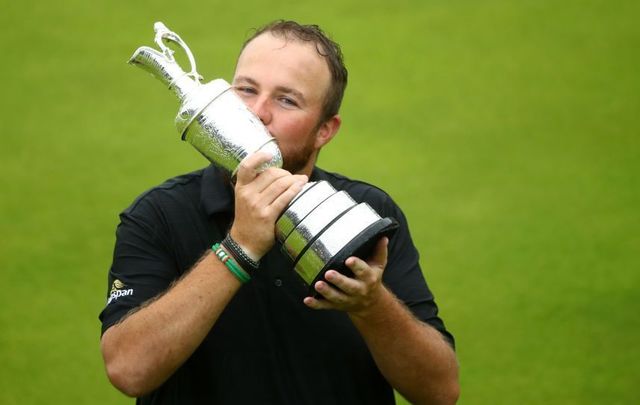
[100,20,459,404]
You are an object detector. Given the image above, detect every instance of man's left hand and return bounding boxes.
[303,237,389,317]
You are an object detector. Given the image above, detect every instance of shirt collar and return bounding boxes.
[310,166,329,182]
[200,165,327,217]
[200,165,234,216]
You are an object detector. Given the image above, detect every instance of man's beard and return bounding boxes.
[280,137,317,174]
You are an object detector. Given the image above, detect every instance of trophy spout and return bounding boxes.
[128,46,199,101]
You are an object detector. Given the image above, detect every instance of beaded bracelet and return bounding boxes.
[222,234,260,274]
[212,243,251,283]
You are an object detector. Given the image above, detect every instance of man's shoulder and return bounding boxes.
[314,167,393,205]
[124,167,207,215]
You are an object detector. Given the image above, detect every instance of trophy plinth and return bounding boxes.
[129,22,398,291]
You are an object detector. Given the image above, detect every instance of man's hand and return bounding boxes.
[303,237,389,317]
[230,152,308,261]
[305,236,460,403]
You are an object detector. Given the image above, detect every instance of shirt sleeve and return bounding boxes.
[371,191,455,348]
[98,194,180,335]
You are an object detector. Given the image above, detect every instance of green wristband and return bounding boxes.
[212,243,251,283]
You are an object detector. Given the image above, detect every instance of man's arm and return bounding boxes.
[304,238,460,405]
[101,251,242,397]
[100,153,307,397]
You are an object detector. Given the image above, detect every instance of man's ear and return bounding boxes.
[314,115,342,149]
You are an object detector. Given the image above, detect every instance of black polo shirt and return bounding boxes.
[100,165,453,405]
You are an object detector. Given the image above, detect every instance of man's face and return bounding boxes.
[232,33,334,175]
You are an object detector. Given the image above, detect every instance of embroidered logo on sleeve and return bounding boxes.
[107,279,134,305]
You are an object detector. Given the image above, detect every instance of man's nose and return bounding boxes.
[249,96,272,126]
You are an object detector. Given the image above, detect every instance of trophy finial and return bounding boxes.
[153,22,203,83]
[128,22,201,100]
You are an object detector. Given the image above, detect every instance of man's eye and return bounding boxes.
[235,86,256,95]
[279,97,299,107]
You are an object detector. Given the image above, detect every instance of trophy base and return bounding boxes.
[308,217,399,297]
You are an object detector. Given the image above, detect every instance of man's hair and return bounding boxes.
[241,20,348,123]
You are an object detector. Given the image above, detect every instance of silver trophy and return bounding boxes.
[129,22,397,291]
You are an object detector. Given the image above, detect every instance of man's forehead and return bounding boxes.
[235,32,331,98]
[239,32,326,67]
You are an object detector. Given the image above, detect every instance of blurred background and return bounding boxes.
[1,0,638,403]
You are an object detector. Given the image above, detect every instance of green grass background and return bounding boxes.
[1,0,638,403]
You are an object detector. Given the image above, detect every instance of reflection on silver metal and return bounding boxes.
[275,181,338,241]
[294,204,381,285]
[130,22,394,288]
[128,22,282,173]
[281,190,356,261]
[181,83,282,174]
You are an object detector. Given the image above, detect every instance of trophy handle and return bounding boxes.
[153,22,203,83]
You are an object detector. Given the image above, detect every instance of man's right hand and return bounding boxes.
[230,152,308,261]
